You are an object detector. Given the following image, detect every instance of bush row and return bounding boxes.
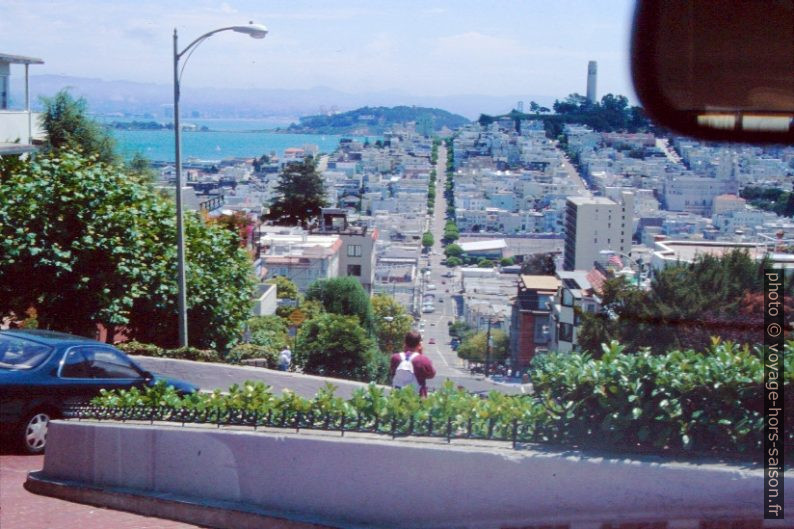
[117,340,279,369]
[530,340,793,455]
[97,340,793,458]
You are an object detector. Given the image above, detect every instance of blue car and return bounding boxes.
[0,329,198,454]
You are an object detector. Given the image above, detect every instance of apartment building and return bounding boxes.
[509,275,560,368]
[313,208,377,293]
[548,270,602,354]
[0,52,45,156]
[563,193,634,271]
[258,231,342,292]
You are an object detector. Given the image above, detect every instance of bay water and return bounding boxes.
[107,118,373,163]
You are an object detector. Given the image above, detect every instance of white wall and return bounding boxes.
[40,421,787,529]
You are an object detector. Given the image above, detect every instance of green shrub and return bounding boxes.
[529,340,793,455]
[161,346,222,363]
[91,341,792,459]
[227,343,280,367]
[117,340,164,357]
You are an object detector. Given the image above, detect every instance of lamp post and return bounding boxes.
[172,23,268,347]
[599,249,644,287]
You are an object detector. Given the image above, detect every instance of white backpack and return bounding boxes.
[392,352,420,390]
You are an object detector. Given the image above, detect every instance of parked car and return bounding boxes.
[428,338,436,344]
[0,329,198,454]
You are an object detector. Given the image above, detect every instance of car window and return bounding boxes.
[88,348,142,379]
[60,347,141,379]
[60,349,92,378]
[0,334,53,370]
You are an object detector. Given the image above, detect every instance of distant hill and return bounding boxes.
[284,106,471,135]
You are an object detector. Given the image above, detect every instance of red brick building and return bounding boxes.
[509,275,559,369]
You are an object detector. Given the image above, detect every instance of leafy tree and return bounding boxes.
[448,320,471,339]
[421,231,434,249]
[209,211,253,246]
[305,277,375,333]
[500,256,515,267]
[372,294,413,354]
[444,243,463,258]
[0,150,254,350]
[267,158,327,227]
[477,258,494,268]
[445,256,463,267]
[521,252,557,275]
[246,315,289,355]
[579,250,794,354]
[457,330,509,362]
[266,275,299,300]
[294,313,383,382]
[127,152,156,181]
[40,90,117,164]
[443,221,460,243]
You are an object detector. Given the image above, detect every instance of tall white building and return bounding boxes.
[586,61,597,103]
[563,193,634,271]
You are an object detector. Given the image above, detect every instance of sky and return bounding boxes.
[2,0,637,101]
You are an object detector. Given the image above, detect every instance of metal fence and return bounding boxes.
[65,405,527,448]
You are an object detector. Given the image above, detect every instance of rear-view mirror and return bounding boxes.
[631,0,794,143]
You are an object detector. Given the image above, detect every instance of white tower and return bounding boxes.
[587,61,597,103]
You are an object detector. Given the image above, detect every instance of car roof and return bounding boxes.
[0,329,104,346]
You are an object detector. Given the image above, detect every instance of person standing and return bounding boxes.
[278,347,292,371]
[390,331,436,397]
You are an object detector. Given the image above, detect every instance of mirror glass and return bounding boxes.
[632,0,794,140]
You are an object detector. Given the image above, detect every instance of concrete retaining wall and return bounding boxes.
[37,420,790,529]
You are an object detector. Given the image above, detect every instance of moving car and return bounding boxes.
[0,329,198,454]
[428,338,436,344]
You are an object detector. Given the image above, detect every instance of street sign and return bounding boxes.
[288,309,305,326]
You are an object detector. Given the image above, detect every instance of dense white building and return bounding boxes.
[563,193,634,271]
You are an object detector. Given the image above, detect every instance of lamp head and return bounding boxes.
[233,22,268,39]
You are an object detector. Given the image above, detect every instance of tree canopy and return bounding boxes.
[294,313,383,382]
[372,294,413,354]
[478,92,651,138]
[266,275,299,300]
[0,150,254,350]
[421,231,434,249]
[457,330,509,362]
[578,250,794,354]
[40,90,117,165]
[266,158,327,227]
[305,277,375,334]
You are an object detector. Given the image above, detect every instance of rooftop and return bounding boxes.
[0,52,44,65]
[519,275,560,291]
[459,239,507,252]
[567,196,617,206]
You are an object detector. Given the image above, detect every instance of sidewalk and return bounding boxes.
[0,451,204,529]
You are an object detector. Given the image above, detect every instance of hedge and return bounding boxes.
[117,340,222,363]
[96,340,793,459]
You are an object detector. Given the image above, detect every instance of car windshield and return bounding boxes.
[0,334,54,370]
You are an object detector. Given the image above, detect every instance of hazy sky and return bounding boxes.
[2,0,637,99]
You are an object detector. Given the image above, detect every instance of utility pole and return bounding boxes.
[485,315,492,378]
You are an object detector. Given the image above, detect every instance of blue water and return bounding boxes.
[106,118,373,162]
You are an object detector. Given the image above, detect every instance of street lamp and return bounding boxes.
[599,249,644,287]
[172,22,268,347]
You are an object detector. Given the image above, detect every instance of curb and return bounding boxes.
[24,471,338,529]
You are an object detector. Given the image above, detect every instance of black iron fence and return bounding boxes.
[65,405,527,448]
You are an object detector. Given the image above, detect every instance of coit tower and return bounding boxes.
[587,61,597,103]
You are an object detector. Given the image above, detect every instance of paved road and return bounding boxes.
[0,452,203,529]
[414,143,530,395]
[557,143,591,195]
[136,356,530,397]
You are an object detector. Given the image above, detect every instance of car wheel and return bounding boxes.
[19,410,54,454]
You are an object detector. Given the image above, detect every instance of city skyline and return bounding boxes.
[2,0,637,102]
